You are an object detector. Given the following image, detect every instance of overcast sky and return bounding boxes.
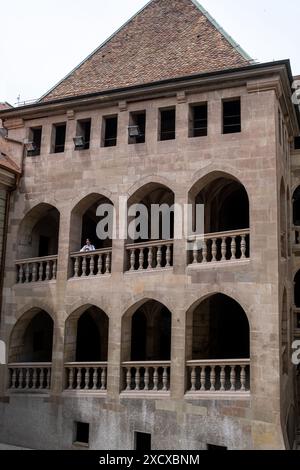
[1,0,299,105]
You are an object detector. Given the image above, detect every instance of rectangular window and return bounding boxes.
[128,111,146,144]
[27,127,42,156]
[74,422,89,446]
[135,432,151,451]
[189,103,208,137]
[159,107,176,141]
[102,116,118,147]
[75,119,91,150]
[52,123,66,153]
[295,137,300,150]
[207,444,227,451]
[223,99,241,134]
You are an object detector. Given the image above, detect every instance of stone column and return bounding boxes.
[50,316,66,395]
[106,313,122,399]
[170,307,186,399]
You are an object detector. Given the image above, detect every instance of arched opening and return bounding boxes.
[18,204,60,260]
[293,186,300,226]
[294,271,300,329]
[122,300,172,391]
[287,187,291,257]
[282,289,288,375]
[186,294,250,392]
[70,194,114,277]
[8,309,54,391]
[64,306,109,390]
[16,204,60,282]
[280,180,287,258]
[188,173,250,264]
[126,183,175,270]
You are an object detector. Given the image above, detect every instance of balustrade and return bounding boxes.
[8,363,51,391]
[16,256,57,283]
[64,363,107,391]
[121,362,171,392]
[125,240,173,272]
[70,249,112,278]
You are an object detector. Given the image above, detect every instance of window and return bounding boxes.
[28,127,42,156]
[135,432,151,451]
[102,116,118,147]
[207,444,227,451]
[74,422,89,446]
[159,107,176,141]
[52,123,66,153]
[129,111,146,144]
[295,137,300,150]
[189,103,208,137]
[223,99,241,134]
[75,119,91,150]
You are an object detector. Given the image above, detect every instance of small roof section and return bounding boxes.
[41,0,253,102]
[0,152,21,175]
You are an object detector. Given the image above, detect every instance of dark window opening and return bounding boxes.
[75,119,91,150]
[297,313,300,329]
[295,136,300,150]
[28,127,42,156]
[33,330,44,352]
[189,103,207,137]
[223,99,241,134]
[159,108,176,141]
[75,422,89,445]
[103,116,118,147]
[135,432,151,451]
[53,123,66,153]
[38,235,50,257]
[207,444,227,451]
[129,111,146,144]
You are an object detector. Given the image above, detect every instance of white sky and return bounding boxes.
[1,0,299,105]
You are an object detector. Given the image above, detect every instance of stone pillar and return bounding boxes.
[50,316,65,395]
[106,314,122,399]
[170,307,186,399]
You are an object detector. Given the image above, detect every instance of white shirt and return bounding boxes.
[80,244,96,252]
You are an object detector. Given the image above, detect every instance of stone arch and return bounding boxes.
[17,202,60,259]
[9,308,54,363]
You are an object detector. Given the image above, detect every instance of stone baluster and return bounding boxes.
[200,367,206,391]
[92,368,98,390]
[101,368,106,391]
[130,249,135,271]
[39,369,45,389]
[18,264,23,283]
[202,240,207,263]
[68,368,74,390]
[90,255,95,276]
[220,366,226,392]
[166,244,171,267]
[105,252,111,274]
[52,259,57,280]
[156,245,162,268]
[82,257,87,277]
[45,261,50,281]
[126,368,131,391]
[25,263,30,283]
[84,368,89,390]
[230,365,236,391]
[162,367,168,391]
[38,262,43,281]
[231,237,236,260]
[139,249,144,270]
[144,367,150,391]
[25,368,30,389]
[193,241,198,264]
[73,257,79,277]
[190,366,196,391]
[32,262,38,282]
[210,366,216,391]
[147,247,153,270]
[32,368,38,389]
[211,238,217,262]
[153,367,158,391]
[76,368,82,390]
[221,237,227,261]
[240,365,246,391]
[241,235,246,259]
[135,368,140,391]
[11,368,17,389]
[46,367,51,390]
[97,254,103,276]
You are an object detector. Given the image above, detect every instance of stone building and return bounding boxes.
[0,0,300,450]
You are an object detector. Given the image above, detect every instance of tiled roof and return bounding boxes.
[41,0,252,102]
[0,152,21,174]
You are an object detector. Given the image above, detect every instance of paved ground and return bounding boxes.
[0,443,31,450]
